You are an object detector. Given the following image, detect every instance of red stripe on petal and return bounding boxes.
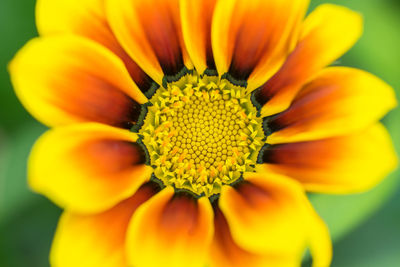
[73,140,147,175]
[159,193,200,236]
[50,182,159,267]
[10,36,148,128]
[139,1,184,75]
[50,71,142,128]
[126,189,213,267]
[29,124,153,213]
[37,0,155,94]
[260,124,398,193]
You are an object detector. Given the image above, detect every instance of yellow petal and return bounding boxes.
[106,0,191,84]
[29,123,153,213]
[259,123,398,193]
[180,0,217,74]
[212,0,309,89]
[306,205,332,267]
[257,4,363,117]
[126,188,214,267]
[219,173,332,266]
[267,67,397,144]
[219,173,309,255]
[209,206,301,267]
[36,0,155,93]
[51,184,158,267]
[9,36,148,128]
[36,0,105,36]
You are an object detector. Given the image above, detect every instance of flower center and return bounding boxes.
[139,71,264,197]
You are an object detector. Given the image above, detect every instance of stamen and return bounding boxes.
[140,72,264,197]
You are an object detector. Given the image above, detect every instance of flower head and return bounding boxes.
[140,72,264,196]
[9,0,398,267]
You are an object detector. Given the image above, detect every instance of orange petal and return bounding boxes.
[212,0,309,89]
[51,183,159,267]
[36,0,155,94]
[180,0,217,74]
[219,173,332,266]
[9,36,148,128]
[209,207,300,267]
[266,67,397,144]
[219,173,308,255]
[29,123,153,213]
[126,188,214,267]
[259,124,398,193]
[256,4,363,116]
[106,0,191,84]
[306,205,332,267]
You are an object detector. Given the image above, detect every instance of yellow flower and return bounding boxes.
[9,0,398,267]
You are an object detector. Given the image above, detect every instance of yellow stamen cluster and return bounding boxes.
[140,72,264,197]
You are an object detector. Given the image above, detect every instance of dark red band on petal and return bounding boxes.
[51,72,143,128]
[228,24,272,81]
[120,49,157,95]
[212,205,265,267]
[227,10,291,82]
[102,26,156,94]
[135,182,163,202]
[139,2,185,76]
[145,26,185,76]
[74,139,148,176]
[213,206,235,252]
[253,41,310,107]
[205,40,216,71]
[253,87,269,108]
[79,16,156,95]
[204,14,216,71]
[234,182,274,208]
[49,181,159,267]
[267,83,340,132]
[260,141,339,168]
[160,193,199,232]
[101,181,160,240]
[119,181,161,214]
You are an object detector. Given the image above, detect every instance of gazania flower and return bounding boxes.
[9,0,397,266]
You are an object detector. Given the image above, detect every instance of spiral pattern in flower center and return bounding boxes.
[140,72,264,197]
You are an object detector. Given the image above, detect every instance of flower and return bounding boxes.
[9,0,398,266]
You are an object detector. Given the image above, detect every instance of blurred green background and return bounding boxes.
[0,0,399,266]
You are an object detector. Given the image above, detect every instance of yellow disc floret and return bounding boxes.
[140,71,264,197]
